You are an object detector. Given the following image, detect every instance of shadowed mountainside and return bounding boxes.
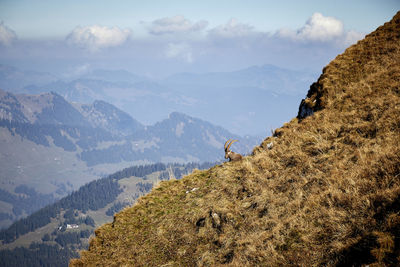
[71,12,400,266]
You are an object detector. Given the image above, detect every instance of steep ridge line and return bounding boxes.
[71,11,400,266]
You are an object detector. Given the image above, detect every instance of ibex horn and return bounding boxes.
[226,139,238,151]
[224,139,232,150]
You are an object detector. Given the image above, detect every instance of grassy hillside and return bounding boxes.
[71,12,400,266]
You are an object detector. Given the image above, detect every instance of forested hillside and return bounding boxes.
[0,161,214,266]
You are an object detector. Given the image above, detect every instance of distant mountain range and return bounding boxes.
[0,88,260,229]
[164,64,314,95]
[1,64,317,135]
[0,62,314,228]
[0,65,57,90]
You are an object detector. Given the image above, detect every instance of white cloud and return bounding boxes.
[0,22,17,46]
[149,15,208,35]
[209,18,255,39]
[165,43,193,63]
[66,25,132,52]
[277,13,365,46]
[278,13,343,42]
[301,13,343,41]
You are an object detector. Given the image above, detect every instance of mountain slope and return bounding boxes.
[73,100,144,136]
[71,12,400,266]
[1,89,93,127]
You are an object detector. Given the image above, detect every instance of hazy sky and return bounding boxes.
[0,0,398,77]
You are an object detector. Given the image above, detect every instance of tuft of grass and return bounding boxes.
[70,11,400,267]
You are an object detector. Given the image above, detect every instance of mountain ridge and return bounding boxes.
[73,100,145,136]
[0,63,315,135]
[0,64,57,90]
[164,63,315,95]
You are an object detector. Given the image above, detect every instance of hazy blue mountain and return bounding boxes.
[12,63,316,135]
[148,112,256,158]
[0,89,260,229]
[23,79,117,104]
[164,64,316,95]
[166,84,302,136]
[160,65,316,135]
[80,69,147,84]
[74,100,145,136]
[0,64,57,91]
[0,89,29,123]
[0,89,91,127]
[23,78,182,126]
[33,93,88,127]
[82,112,259,166]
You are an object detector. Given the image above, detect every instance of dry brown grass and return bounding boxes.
[70,11,400,267]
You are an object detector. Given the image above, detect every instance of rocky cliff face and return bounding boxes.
[71,12,400,266]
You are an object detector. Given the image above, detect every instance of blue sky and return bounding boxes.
[0,1,398,76]
[1,0,398,38]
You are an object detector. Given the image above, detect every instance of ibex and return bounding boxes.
[224,139,243,161]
